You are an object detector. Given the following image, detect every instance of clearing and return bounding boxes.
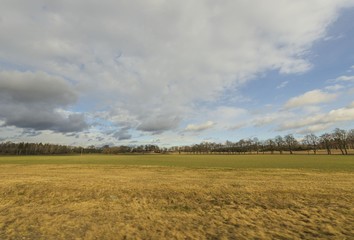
[0,154,353,239]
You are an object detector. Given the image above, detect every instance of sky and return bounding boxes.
[1,0,354,147]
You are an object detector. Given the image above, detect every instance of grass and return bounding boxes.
[0,155,353,239]
[0,154,353,171]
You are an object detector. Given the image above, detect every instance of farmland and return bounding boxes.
[0,154,353,239]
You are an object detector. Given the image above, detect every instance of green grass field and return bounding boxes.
[0,154,353,239]
[0,154,353,170]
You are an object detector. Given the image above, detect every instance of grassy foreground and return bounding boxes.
[0,155,353,239]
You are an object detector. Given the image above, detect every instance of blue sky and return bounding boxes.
[0,1,354,147]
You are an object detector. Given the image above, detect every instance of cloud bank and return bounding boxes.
[0,1,353,142]
[0,71,87,132]
[277,103,354,132]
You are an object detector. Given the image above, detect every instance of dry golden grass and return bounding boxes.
[0,165,353,239]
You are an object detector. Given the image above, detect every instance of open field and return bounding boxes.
[0,154,353,170]
[0,155,353,239]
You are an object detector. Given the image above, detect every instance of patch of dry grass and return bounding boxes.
[0,165,353,239]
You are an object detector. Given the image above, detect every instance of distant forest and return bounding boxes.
[1,128,353,155]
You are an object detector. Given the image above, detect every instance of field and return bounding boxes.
[0,155,353,239]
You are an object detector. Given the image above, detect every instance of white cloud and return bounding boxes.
[335,75,354,82]
[323,34,344,41]
[284,89,337,109]
[185,121,215,132]
[278,105,354,131]
[183,106,248,133]
[253,112,294,127]
[302,106,322,114]
[325,84,344,91]
[297,123,333,134]
[328,107,354,121]
[227,123,247,131]
[209,107,247,124]
[276,81,289,89]
[278,114,326,131]
[253,115,278,127]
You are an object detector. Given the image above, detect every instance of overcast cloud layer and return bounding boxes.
[1,1,354,145]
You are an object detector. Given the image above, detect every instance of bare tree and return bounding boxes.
[332,128,348,155]
[274,135,284,154]
[320,133,332,155]
[260,140,266,154]
[347,129,354,149]
[284,134,297,154]
[244,138,253,154]
[302,137,311,155]
[304,133,319,154]
[253,137,260,154]
[265,139,275,154]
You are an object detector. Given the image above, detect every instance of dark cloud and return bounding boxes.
[137,116,180,133]
[112,129,132,140]
[65,133,78,137]
[0,71,77,105]
[151,139,160,143]
[0,71,88,133]
[95,136,105,141]
[21,129,41,137]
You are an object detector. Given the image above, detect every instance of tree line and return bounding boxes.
[0,128,353,155]
[173,128,354,155]
[0,142,101,155]
[101,144,164,154]
[0,142,163,155]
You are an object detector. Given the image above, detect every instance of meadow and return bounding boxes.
[0,154,353,239]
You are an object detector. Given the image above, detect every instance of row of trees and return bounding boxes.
[0,142,163,155]
[0,142,100,155]
[172,128,354,155]
[0,128,353,155]
[101,144,164,154]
